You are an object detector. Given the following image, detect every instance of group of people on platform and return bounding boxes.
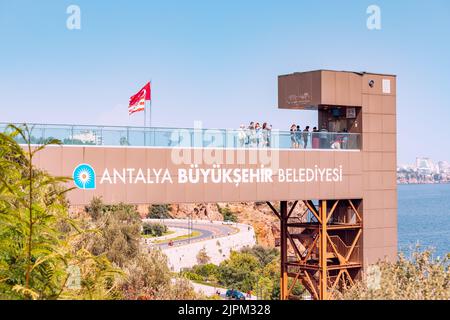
[236,122,352,149]
[237,122,273,148]
[289,124,314,149]
[290,124,350,150]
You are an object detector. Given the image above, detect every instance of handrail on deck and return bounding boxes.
[0,122,361,150]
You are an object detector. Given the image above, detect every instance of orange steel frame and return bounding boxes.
[267,199,363,300]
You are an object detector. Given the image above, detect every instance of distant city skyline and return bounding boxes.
[1,1,450,164]
[397,157,450,184]
[399,156,448,169]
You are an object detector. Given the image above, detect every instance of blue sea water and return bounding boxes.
[398,184,450,258]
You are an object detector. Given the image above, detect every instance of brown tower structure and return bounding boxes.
[274,70,397,299]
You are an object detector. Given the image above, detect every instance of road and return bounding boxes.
[144,219,238,249]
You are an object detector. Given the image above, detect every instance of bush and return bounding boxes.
[183,271,204,282]
[120,250,198,300]
[142,222,168,237]
[218,206,238,222]
[241,245,279,267]
[192,263,219,278]
[335,247,450,300]
[196,248,211,265]
[147,204,172,219]
[81,199,142,267]
[217,251,260,292]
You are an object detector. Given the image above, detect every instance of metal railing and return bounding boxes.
[328,235,361,263]
[0,123,361,150]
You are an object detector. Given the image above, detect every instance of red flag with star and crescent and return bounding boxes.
[128,82,151,115]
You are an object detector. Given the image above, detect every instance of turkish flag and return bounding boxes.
[128,82,151,115]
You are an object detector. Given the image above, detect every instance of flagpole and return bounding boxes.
[144,97,147,145]
[144,102,147,128]
[149,80,152,128]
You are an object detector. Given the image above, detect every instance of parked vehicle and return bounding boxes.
[225,289,246,300]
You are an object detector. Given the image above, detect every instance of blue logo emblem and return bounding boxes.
[73,164,96,190]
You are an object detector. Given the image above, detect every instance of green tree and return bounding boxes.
[256,276,273,300]
[120,249,199,300]
[241,245,279,267]
[218,206,237,222]
[84,197,105,220]
[147,204,172,219]
[217,251,260,292]
[0,124,122,300]
[142,222,168,237]
[191,263,219,279]
[80,199,142,267]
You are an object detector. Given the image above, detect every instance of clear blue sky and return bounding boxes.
[0,0,449,164]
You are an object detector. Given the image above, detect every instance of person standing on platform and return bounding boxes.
[341,128,349,149]
[262,122,269,148]
[312,127,320,149]
[246,122,255,147]
[296,125,302,148]
[290,124,297,149]
[238,124,246,147]
[255,122,262,147]
[303,126,310,149]
[319,125,329,149]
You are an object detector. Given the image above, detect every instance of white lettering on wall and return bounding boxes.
[97,165,343,186]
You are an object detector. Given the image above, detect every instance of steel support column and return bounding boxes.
[268,199,363,300]
[280,201,288,300]
[319,200,328,300]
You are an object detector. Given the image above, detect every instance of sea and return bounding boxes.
[398,183,450,258]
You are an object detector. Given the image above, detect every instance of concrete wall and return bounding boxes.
[33,147,362,205]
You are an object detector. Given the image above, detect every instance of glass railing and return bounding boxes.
[0,123,361,150]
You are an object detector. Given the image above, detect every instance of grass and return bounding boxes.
[141,230,176,239]
[154,230,201,244]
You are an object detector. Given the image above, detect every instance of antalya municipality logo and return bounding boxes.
[73,164,96,190]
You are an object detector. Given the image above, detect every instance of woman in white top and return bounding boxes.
[237,124,246,147]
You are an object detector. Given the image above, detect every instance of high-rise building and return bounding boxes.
[416,157,434,175]
[438,161,449,174]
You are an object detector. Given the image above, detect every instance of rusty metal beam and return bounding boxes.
[347,199,362,222]
[326,200,339,223]
[280,201,288,300]
[343,269,355,287]
[303,270,319,300]
[266,201,280,220]
[304,200,322,224]
[287,272,300,297]
[303,234,319,263]
[330,270,343,292]
[319,200,328,300]
[287,200,298,219]
[326,234,345,264]
[287,232,304,261]
[345,229,362,262]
